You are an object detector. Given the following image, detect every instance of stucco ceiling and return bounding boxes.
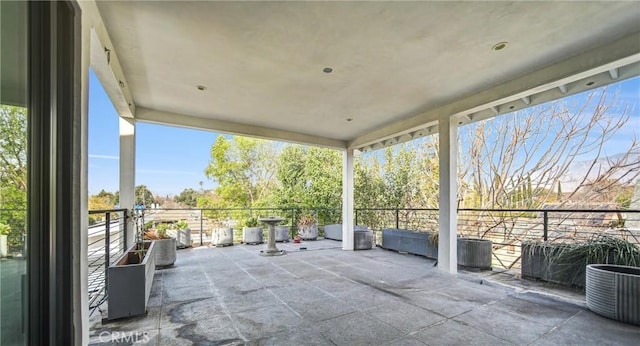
[95,1,640,149]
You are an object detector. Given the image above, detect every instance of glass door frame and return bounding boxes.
[28,1,80,344]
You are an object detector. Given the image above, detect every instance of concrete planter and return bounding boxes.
[151,238,176,267]
[382,229,437,259]
[275,225,290,242]
[212,227,234,246]
[298,224,318,240]
[323,224,369,241]
[167,228,191,248]
[521,242,586,287]
[324,224,342,240]
[586,264,640,326]
[457,238,492,270]
[354,228,373,250]
[243,227,264,244]
[107,241,156,320]
[0,234,7,257]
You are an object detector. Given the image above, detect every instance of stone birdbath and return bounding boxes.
[259,217,286,256]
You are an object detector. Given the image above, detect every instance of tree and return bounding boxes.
[135,185,155,206]
[175,188,199,207]
[0,105,27,252]
[457,89,639,209]
[204,136,277,208]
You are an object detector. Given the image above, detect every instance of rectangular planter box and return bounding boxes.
[382,229,437,259]
[521,242,585,287]
[107,241,157,320]
[323,224,368,241]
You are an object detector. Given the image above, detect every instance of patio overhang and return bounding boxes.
[84,1,640,151]
[78,0,640,269]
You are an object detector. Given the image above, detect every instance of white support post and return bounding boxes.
[437,114,458,274]
[342,149,355,250]
[119,117,136,247]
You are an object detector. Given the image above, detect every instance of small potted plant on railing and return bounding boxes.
[144,223,176,267]
[0,223,10,258]
[242,217,263,244]
[297,213,318,240]
[107,209,157,320]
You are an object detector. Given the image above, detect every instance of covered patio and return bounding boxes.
[89,241,638,345]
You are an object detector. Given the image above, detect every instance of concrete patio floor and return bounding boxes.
[89,240,639,345]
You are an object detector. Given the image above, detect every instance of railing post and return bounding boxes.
[200,209,204,246]
[543,210,548,241]
[104,212,111,294]
[395,208,400,229]
[123,210,128,250]
[355,209,358,226]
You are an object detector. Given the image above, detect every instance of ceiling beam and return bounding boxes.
[135,107,348,149]
[81,1,135,118]
[348,32,640,150]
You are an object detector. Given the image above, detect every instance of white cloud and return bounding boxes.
[89,154,119,160]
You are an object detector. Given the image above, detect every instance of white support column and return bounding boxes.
[342,149,355,250]
[437,114,458,274]
[119,117,136,246]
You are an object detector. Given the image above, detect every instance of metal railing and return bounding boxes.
[356,207,640,271]
[87,208,128,316]
[142,207,342,246]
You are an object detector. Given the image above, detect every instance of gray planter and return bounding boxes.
[457,238,492,270]
[323,224,369,241]
[275,225,290,242]
[586,264,640,326]
[382,229,437,259]
[521,242,586,287]
[151,238,176,267]
[298,224,318,240]
[324,224,342,240]
[170,228,191,248]
[354,227,373,250]
[107,241,157,320]
[243,227,263,244]
[212,227,233,246]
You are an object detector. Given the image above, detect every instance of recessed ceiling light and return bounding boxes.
[196,85,207,91]
[323,67,333,73]
[346,118,353,122]
[586,81,595,86]
[491,42,508,51]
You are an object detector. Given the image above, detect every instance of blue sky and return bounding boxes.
[88,69,640,196]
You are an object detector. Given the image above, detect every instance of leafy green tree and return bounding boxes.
[0,105,27,252]
[135,185,155,206]
[204,136,276,208]
[175,188,199,207]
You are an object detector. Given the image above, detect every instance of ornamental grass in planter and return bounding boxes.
[526,234,640,288]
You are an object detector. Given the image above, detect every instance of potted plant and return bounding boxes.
[211,220,233,247]
[168,220,191,248]
[586,264,640,326]
[107,209,157,320]
[242,217,263,244]
[144,223,176,267]
[297,214,318,240]
[0,223,10,257]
